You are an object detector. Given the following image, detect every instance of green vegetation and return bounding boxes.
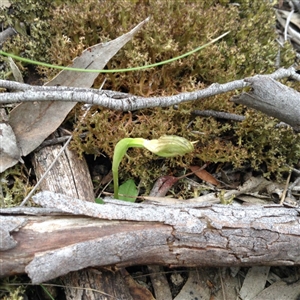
[0,277,26,300]
[0,0,299,201]
[0,2,299,295]
[0,165,32,208]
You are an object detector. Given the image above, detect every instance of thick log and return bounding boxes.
[1,194,300,284]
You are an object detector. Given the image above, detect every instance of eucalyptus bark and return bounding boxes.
[1,197,300,284]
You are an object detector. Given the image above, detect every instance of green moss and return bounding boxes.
[1,0,298,196]
[0,165,33,207]
[0,0,59,61]
[0,275,30,300]
[234,110,300,176]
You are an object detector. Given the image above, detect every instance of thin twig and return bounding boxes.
[192,110,245,122]
[280,169,292,205]
[284,4,294,41]
[36,135,72,150]
[0,67,298,111]
[219,268,226,300]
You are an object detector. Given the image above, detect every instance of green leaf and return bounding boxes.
[118,179,138,202]
[95,198,105,204]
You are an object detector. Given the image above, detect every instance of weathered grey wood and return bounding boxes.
[232,76,300,132]
[61,265,134,300]
[1,196,300,284]
[32,145,95,202]
[31,143,131,298]
[0,216,27,250]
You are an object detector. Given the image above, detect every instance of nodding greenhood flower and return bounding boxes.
[143,135,194,157]
[113,135,195,199]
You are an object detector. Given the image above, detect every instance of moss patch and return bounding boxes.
[1,0,299,198]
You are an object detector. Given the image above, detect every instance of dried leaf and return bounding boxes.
[174,270,211,300]
[0,122,23,172]
[189,166,219,186]
[239,267,270,300]
[253,279,300,300]
[8,57,24,83]
[121,268,155,300]
[275,9,300,30]
[149,175,179,197]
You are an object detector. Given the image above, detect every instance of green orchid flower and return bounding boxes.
[113,135,195,199]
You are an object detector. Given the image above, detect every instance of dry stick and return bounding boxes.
[19,283,116,299]
[290,72,300,81]
[35,135,71,150]
[192,110,245,122]
[280,169,292,205]
[219,268,226,300]
[284,5,294,41]
[0,67,299,110]
[284,166,300,197]
[96,179,113,199]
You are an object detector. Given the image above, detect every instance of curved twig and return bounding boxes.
[0,67,298,111]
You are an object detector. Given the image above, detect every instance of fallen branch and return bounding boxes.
[0,67,298,112]
[232,76,300,132]
[1,191,300,284]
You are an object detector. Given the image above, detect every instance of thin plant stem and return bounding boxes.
[0,32,229,73]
